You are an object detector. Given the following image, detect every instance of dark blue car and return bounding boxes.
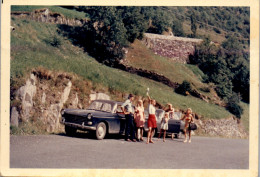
[61,99,185,140]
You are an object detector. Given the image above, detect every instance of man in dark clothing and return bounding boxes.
[121,94,136,142]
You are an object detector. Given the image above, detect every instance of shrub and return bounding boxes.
[226,93,243,118]
[226,102,243,118]
[175,80,192,96]
[44,35,61,47]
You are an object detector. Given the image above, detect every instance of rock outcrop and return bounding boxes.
[89,92,111,102]
[10,70,111,132]
[16,74,37,122]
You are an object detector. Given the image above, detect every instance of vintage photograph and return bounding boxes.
[1,1,258,177]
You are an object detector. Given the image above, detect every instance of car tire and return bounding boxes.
[65,125,77,136]
[96,122,107,140]
[175,132,182,139]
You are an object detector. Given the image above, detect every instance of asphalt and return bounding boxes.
[10,133,249,169]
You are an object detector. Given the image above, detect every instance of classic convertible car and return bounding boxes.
[61,99,186,140]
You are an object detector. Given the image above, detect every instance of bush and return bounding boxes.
[44,35,61,47]
[226,102,243,118]
[175,80,192,96]
[226,93,243,118]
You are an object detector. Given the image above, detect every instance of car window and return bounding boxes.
[156,110,165,121]
[101,103,112,112]
[88,101,115,113]
[88,101,102,110]
[173,112,182,120]
[115,105,123,113]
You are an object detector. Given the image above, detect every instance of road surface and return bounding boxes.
[10,133,249,169]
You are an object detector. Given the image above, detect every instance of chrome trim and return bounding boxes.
[63,122,96,130]
[94,116,115,119]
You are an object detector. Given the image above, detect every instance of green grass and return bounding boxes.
[11,17,235,120]
[126,40,207,89]
[11,6,87,19]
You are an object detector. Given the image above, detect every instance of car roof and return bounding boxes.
[93,99,123,105]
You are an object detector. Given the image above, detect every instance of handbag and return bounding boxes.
[189,122,197,130]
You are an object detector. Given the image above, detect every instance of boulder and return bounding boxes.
[89,92,110,102]
[10,107,19,127]
[16,74,37,121]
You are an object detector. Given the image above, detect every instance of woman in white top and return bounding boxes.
[146,94,157,144]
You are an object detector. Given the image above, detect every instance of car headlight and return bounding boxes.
[87,113,92,120]
[61,109,65,116]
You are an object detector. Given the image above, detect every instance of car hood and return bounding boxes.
[64,109,113,117]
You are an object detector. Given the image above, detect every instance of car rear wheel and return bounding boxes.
[96,122,107,140]
[175,132,182,139]
[65,125,77,136]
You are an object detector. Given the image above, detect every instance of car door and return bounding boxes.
[167,112,182,133]
[115,104,126,134]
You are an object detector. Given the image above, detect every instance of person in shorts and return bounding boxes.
[180,108,194,143]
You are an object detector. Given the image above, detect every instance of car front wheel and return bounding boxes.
[96,122,107,140]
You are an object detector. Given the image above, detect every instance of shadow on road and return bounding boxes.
[56,131,125,141]
[56,131,184,143]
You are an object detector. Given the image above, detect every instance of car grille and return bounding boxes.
[64,114,87,124]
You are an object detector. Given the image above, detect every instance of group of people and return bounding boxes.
[121,93,194,144]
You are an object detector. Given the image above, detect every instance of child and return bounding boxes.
[163,103,175,139]
[180,108,194,143]
[134,100,145,141]
[158,112,169,142]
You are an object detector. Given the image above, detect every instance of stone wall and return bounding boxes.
[142,33,203,63]
[194,117,248,139]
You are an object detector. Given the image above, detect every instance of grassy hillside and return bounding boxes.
[125,40,219,101]
[11,16,237,120]
[11,6,87,19]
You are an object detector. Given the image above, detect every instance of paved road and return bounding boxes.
[10,134,249,169]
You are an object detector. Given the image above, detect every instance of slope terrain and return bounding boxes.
[10,6,249,135]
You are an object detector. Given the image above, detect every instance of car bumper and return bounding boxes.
[62,122,96,131]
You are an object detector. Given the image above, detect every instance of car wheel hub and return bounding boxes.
[97,126,104,136]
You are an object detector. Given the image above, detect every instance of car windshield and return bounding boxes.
[88,100,115,113]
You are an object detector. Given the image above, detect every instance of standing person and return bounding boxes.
[164,103,174,119]
[146,94,157,144]
[180,108,194,143]
[158,112,169,142]
[163,103,175,139]
[134,100,145,141]
[121,94,136,142]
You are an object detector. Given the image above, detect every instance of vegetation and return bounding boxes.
[11,6,87,19]
[11,17,234,120]
[175,80,192,96]
[10,6,250,133]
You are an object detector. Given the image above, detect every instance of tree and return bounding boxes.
[119,6,148,43]
[143,7,173,34]
[172,17,184,37]
[190,13,197,38]
[83,6,128,65]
